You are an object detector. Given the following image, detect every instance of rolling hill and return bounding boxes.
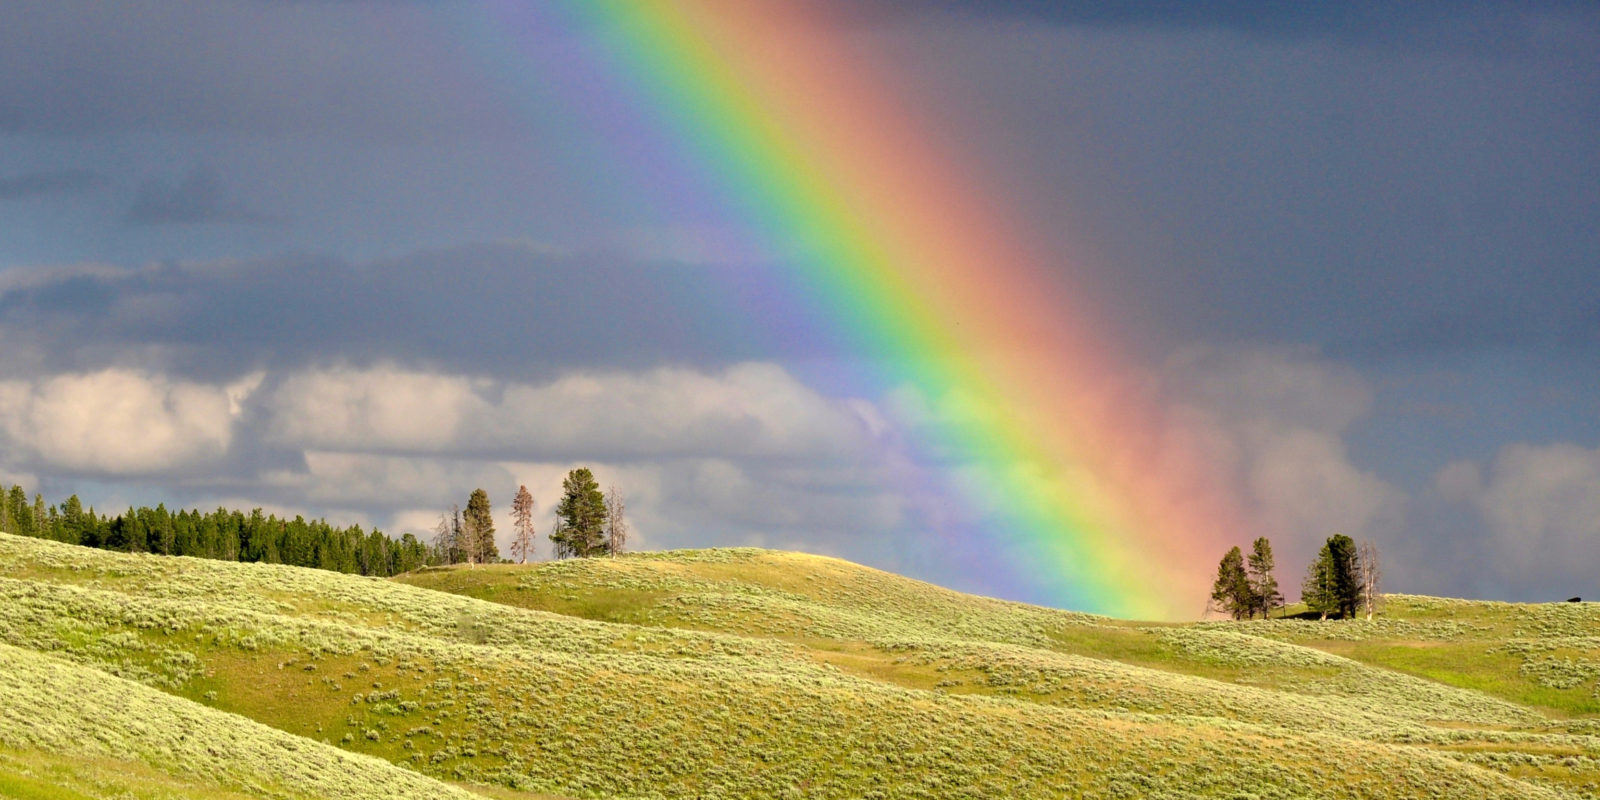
[1,531,1597,799]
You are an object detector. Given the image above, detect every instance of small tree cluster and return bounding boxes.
[1209,537,1282,619]
[432,489,500,566]
[414,473,635,566]
[1301,534,1381,620]
[550,468,627,559]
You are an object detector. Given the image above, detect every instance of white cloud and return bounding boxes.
[0,348,1428,609]
[1242,428,1405,545]
[263,362,886,461]
[672,458,904,533]
[887,344,1405,558]
[1440,443,1600,588]
[1142,346,1410,602]
[285,453,900,561]
[262,451,518,508]
[0,369,255,474]
[265,369,481,453]
[247,357,911,559]
[0,360,909,563]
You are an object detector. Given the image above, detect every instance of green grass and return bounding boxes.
[0,756,100,800]
[0,639,479,800]
[1312,639,1600,718]
[5,533,1600,798]
[0,745,307,800]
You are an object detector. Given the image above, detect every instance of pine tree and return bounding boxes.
[1246,537,1282,619]
[1303,534,1360,619]
[1327,534,1360,618]
[464,489,497,564]
[156,506,178,555]
[552,468,607,558]
[1210,546,1252,620]
[1302,543,1334,620]
[10,486,34,537]
[510,485,536,564]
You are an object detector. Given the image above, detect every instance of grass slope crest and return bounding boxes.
[1,532,1598,799]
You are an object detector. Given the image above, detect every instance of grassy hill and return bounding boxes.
[2,532,1598,798]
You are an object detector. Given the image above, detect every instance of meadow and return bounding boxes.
[2,532,1597,799]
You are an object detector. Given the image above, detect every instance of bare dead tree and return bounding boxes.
[432,512,451,564]
[510,484,536,564]
[433,504,464,565]
[461,503,481,568]
[605,486,628,557]
[1358,539,1382,621]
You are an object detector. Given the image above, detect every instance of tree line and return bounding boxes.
[0,467,631,578]
[0,484,430,577]
[1210,533,1381,620]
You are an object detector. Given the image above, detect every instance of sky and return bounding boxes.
[1,0,1596,614]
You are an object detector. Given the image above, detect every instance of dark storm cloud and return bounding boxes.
[0,243,834,381]
[845,8,1600,364]
[0,0,508,137]
[838,1,1599,54]
[0,169,107,199]
[125,168,276,225]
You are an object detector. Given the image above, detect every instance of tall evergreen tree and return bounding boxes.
[464,489,498,564]
[1210,546,1253,620]
[551,507,567,559]
[1327,534,1360,619]
[9,486,33,537]
[76,502,104,548]
[58,495,84,545]
[396,533,428,573]
[1246,537,1282,619]
[552,468,607,558]
[1302,544,1334,620]
[510,485,536,564]
[151,504,176,555]
[32,494,47,541]
[1303,534,1360,619]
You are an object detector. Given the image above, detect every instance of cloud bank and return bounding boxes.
[0,239,1591,606]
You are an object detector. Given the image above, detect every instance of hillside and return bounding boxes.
[2,533,1598,798]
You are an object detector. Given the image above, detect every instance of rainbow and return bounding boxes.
[457,2,1246,619]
